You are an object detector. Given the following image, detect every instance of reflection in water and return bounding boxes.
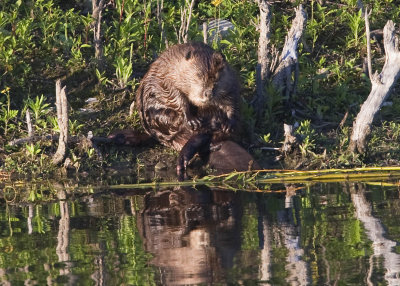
[136,188,241,285]
[55,187,76,285]
[350,183,400,285]
[0,182,400,284]
[259,185,308,286]
[280,186,308,285]
[259,214,271,284]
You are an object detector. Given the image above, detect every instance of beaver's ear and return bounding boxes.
[212,52,225,69]
[185,50,192,60]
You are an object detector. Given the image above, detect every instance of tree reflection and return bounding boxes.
[55,185,77,285]
[350,183,400,285]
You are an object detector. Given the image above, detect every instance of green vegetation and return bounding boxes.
[1,0,400,179]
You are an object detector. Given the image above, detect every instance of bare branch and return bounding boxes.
[349,20,400,153]
[178,0,195,43]
[26,109,34,137]
[156,0,168,48]
[272,4,307,97]
[184,0,195,43]
[365,7,373,79]
[203,22,208,44]
[9,134,114,147]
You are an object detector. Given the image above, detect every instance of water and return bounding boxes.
[0,182,400,285]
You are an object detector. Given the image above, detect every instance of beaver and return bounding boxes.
[108,43,259,178]
[134,42,250,178]
[136,42,239,151]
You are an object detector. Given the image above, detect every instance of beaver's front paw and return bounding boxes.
[186,115,203,130]
[176,133,211,181]
[211,117,236,134]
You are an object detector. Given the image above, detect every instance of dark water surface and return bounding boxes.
[1,182,400,285]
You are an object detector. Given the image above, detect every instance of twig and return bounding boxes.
[26,109,34,137]
[203,22,208,44]
[339,110,349,129]
[178,0,195,43]
[365,7,373,79]
[156,0,168,48]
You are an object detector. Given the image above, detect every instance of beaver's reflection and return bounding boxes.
[136,187,241,285]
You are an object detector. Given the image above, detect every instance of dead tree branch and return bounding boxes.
[8,134,114,147]
[26,109,34,138]
[156,0,168,48]
[365,7,373,79]
[203,22,208,44]
[272,5,307,100]
[252,4,306,127]
[254,0,271,118]
[92,0,105,69]
[349,20,400,153]
[177,0,195,44]
[53,80,69,165]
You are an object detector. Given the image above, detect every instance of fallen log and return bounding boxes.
[8,134,114,147]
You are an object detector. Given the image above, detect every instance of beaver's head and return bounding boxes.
[183,50,226,107]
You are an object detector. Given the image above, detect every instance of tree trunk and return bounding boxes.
[92,0,105,70]
[272,5,307,100]
[253,4,306,122]
[349,20,400,153]
[254,0,271,118]
[53,80,69,165]
[281,123,299,154]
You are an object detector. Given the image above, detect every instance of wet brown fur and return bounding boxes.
[135,42,239,151]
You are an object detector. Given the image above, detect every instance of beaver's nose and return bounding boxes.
[205,89,213,98]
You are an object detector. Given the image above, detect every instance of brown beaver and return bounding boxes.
[136,42,239,151]
[118,42,258,179]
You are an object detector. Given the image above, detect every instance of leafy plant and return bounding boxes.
[114,51,134,89]
[69,119,84,136]
[26,95,52,132]
[27,95,51,121]
[261,133,271,144]
[296,120,317,156]
[0,87,18,136]
[25,143,42,159]
[96,68,112,87]
[48,116,59,133]
[346,9,364,48]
